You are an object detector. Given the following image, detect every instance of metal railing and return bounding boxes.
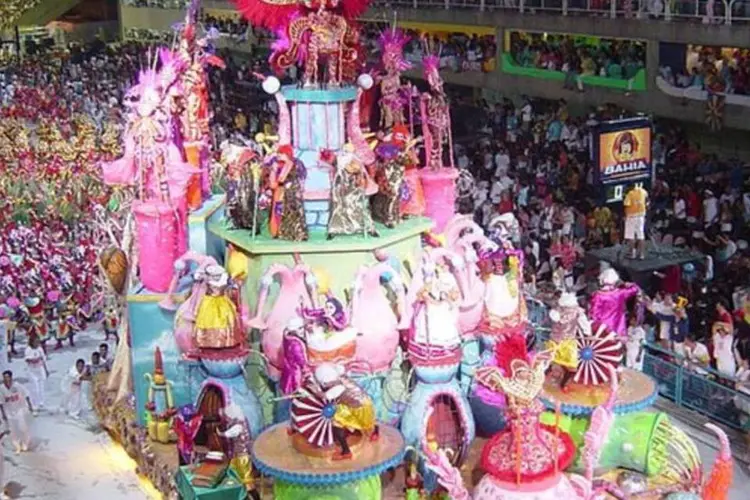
[642,342,750,431]
[370,0,750,25]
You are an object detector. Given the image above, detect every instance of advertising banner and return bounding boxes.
[596,120,652,185]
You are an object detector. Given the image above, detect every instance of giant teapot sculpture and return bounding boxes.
[349,254,407,373]
[249,262,317,380]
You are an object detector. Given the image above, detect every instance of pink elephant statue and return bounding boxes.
[350,259,406,373]
[250,263,317,380]
[158,251,219,356]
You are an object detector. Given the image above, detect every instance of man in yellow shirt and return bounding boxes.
[623,183,648,259]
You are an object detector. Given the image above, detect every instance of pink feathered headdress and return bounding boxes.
[422,54,439,76]
[379,29,412,72]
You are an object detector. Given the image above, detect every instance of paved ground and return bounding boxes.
[2,329,747,499]
[2,331,152,500]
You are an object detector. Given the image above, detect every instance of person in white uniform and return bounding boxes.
[0,370,34,453]
[24,337,48,412]
[59,359,87,419]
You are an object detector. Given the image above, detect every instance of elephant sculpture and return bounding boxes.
[350,256,406,374]
[249,263,317,380]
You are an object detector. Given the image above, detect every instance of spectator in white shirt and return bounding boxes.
[684,336,710,372]
[494,149,510,177]
[703,189,719,227]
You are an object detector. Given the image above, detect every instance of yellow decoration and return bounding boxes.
[195,295,237,330]
[229,455,255,490]
[334,401,376,434]
[545,339,579,370]
[227,247,249,282]
[312,267,330,295]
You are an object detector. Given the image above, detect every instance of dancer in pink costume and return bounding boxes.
[588,268,640,338]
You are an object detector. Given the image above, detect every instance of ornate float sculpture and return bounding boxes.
[143,347,176,443]
[250,261,317,380]
[349,254,406,374]
[477,246,528,341]
[378,29,412,129]
[161,251,249,357]
[174,0,225,208]
[236,0,368,88]
[400,249,475,483]
[419,53,458,231]
[101,49,196,292]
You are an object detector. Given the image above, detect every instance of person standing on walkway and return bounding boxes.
[0,370,34,453]
[24,337,48,412]
[59,359,87,419]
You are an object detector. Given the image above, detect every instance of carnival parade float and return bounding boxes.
[82,1,738,499]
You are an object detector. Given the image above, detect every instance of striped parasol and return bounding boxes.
[574,322,623,386]
[290,388,337,448]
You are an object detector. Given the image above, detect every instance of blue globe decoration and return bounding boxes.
[322,403,337,419]
[580,346,594,361]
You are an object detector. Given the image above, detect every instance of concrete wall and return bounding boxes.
[365,7,750,48]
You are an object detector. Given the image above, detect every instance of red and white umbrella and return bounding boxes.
[574,322,623,386]
[290,388,337,448]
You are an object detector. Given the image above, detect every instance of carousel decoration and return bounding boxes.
[143,347,177,443]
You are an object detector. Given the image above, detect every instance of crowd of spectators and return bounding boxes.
[452,96,750,425]
[659,45,750,96]
[508,31,645,82]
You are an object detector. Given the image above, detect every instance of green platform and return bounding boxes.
[208,216,432,424]
[208,216,433,309]
[174,466,246,500]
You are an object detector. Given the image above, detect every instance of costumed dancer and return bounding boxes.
[589,268,640,338]
[389,125,425,218]
[268,144,308,241]
[23,337,48,411]
[623,183,649,260]
[103,304,120,343]
[0,307,13,367]
[218,403,260,500]
[547,292,591,392]
[0,370,34,453]
[279,318,309,397]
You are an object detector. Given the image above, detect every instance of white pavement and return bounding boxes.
[2,330,151,500]
[1,330,748,499]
